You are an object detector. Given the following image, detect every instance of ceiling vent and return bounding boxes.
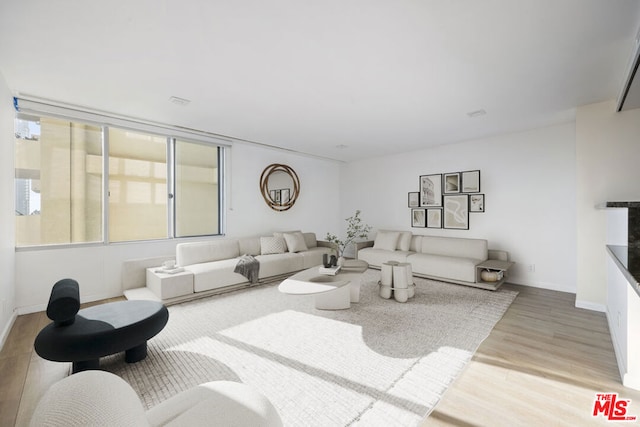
[616,27,640,112]
[168,96,191,106]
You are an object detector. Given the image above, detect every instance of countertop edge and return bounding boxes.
[597,201,640,209]
[607,245,640,298]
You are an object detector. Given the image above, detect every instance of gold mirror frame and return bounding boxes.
[260,164,300,211]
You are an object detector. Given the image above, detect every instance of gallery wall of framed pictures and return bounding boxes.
[408,170,484,230]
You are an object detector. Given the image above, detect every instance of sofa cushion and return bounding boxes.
[420,236,487,260]
[185,259,248,292]
[373,231,400,251]
[379,230,411,251]
[302,232,318,248]
[29,370,149,427]
[409,235,422,252]
[177,240,240,266]
[256,253,304,278]
[408,253,480,283]
[298,246,333,269]
[260,236,286,255]
[238,237,261,256]
[273,230,301,251]
[146,380,283,427]
[397,231,412,251]
[357,247,412,267]
[283,232,308,253]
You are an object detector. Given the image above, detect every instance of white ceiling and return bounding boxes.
[1,0,639,162]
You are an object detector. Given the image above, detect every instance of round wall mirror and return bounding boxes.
[260,164,300,211]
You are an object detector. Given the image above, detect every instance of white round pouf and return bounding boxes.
[403,263,415,298]
[379,262,396,299]
[392,263,409,303]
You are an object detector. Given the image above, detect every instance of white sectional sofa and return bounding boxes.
[124,231,335,304]
[356,230,510,289]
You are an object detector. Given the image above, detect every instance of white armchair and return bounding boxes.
[30,370,283,427]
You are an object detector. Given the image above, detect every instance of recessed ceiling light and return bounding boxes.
[467,109,486,118]
[168,96,191,106]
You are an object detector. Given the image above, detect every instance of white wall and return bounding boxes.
[0,73,16,345]
[14,141,341,313]
[576,100,640,309]
[341,123,577,292]
[9,98,640,314]
[226,143,341,238]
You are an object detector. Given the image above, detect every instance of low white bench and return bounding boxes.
[146,268,194,300]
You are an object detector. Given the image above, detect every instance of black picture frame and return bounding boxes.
[470,194,485,212]
[411,208,426,227]
[419,174,442,207]
[443,172,461,194]
[408,192,420,208]
[461,170,481,193]
[426,208,442,228]
[443,194,469,229]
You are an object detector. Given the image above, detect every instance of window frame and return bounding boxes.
[14,98,227,249]
[170,138,223,239]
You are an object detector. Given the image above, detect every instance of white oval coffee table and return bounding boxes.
[278,260,368,310]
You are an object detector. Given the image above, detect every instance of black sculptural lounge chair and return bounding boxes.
[34,278,169,373]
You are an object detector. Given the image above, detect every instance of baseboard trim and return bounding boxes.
[507,278,575,293]
[575,299,606,313]
[606,309,627,383]
[0,311,18,352]
[16,303,47,316]
[623,372,640,391]
[17,291,121,315]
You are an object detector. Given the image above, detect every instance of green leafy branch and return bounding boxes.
[325,210,372,256]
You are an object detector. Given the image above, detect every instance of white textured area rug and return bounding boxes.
[103,270,517,426]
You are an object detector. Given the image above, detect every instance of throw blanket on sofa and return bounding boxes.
[234,255,260,284]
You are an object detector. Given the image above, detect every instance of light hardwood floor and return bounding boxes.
[424,284,640,426]
[2,285,639,426]
[0,298,124,427]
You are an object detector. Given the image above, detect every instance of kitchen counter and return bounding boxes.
[602,202,640,390]
[607,245,640,298]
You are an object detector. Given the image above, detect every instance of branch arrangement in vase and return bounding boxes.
[325,210,372,259]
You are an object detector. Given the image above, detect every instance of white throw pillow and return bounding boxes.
[283,232,308,253]
[373,231,400,251]
[273,230,301,251]
[398,232,412,251]
[260,236,286,255]
[302,232,318,248]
